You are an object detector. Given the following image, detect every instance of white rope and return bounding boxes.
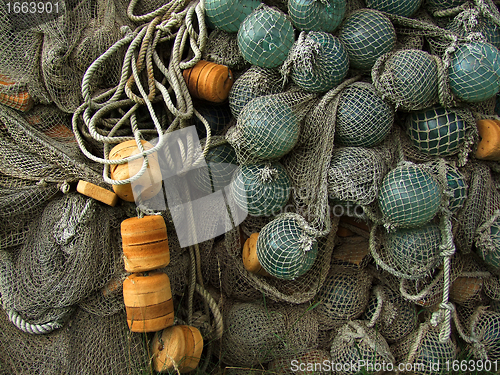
[7,309,64,335]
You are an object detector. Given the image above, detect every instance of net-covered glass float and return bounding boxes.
[425,0,466,10]
[192,143,238,194]
[287,0,346,32]
[205,0,261,33]
[237,5,295,68]
[378,164,442,228]
[470,310,500,361]
[428,161,467,214]
[286,31,349,93]
[385,223,442,279]
[339,9,396,71]
[194,102,233,138]
[366,0,423,17]
[229,66,282,119]
[231,162,291,216]
[481,217,500,270]
[449,41,500,103]
[374,49,439,111]
[335,82,394,147]
[256,216,319,280]
[447,15,500,49]
[231,94,300,160]
[406,105,466,156]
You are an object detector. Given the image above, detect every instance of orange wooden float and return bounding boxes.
[242,233,270,277]
[450,277,483,305]
[183,60,233,103]
[121,215,170,272]
[109,140,163,202]
[122,271,174,332]
[476,119,500,161]
[152,325,204,373]
[76,180,119,207]
[0,74,33,112]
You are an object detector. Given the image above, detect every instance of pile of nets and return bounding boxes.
[2,0,500,374]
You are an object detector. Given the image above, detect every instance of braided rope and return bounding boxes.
[7,309,65,335]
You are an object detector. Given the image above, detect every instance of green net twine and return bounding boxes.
[287,0,346,32]
[281,31,349,94]
[231,161,291,216]
[237,4,295,68]
[335,81,395,147]
[339,9,396,71]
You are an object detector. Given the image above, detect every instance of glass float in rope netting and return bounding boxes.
[373,49,439,111]
[339,9,396,71]
[365,0,423,17]
[230,161,291,217]
[476,215,500,274]
[425,0,467,12]
[228,66,283,119]
[377,163,442,228]
[466,308,500,361]
[256,215,318,280]
[282,31,349,94]
[193,102,233,139]
[335,81,394,147]
[205,0,261,33]
[448,41,500,103]
[447,13,500,49]
[405,105,466,157]
[190,142,239,194]
[237,5,295,68]
[427,161,467,214]
[287,0,346,32]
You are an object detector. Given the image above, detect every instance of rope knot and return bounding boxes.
[299,233,315,253]
[258,164,277,183]
[439,243,456,258]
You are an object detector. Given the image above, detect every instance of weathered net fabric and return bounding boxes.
[203,29,249,71]
[363,285,418,343]
[330,320,395,374]
[391,322,457,375]
[449,255,490,308]
[466,307,500,361]
[315,265,373,330]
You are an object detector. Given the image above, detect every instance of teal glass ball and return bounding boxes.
[335,82,394,147]
[237,6,295,68]
[236,95,300,160]
[447,16,500,49]
[288,0,346,32]
[192,143,238,194]
[231,162,291,216]
[290,32,349,93]
[483,218,500,270]
[449,41,500,103]
[205,0,261,33]
[339,9,396,71]
[366,0,423,17]
[385,223,442,278]
[378,164,442,228]
[256,216,318,280]
[407,106,466,156]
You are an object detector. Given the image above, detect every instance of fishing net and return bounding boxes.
[449,255,490,308]
[363,285,418,343]
[391,322,457,375]
[366,0,423,17]
[202,29,249,71]
[267,350,331,374]
[329,320,395,374]
[204,0,260,33]
[287,0,346,32]
[315,265,373,330]
[464,307,500,361]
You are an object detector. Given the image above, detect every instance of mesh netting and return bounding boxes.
[335,81,395,147]
[228,66,283,119]
[339,9,396,71]
[372,49,439,111]
[267,349,331,374]
[327,145,391,206]
[203,29,250,71]
[447,9,500,49]
[329,320,395,374]
[363,285,418,343]
[205,0,260,33]
[366,0,423,17]
[237,4,295,69]
[315,265,373,330]
[231,162,291,217]
[287,0,346,32]
[391,322,457,375]
[226,88,317,164]
[281,31,349,94]
[468,307,500,361]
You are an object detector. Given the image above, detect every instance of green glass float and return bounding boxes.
[288,32,349,93]
[406,106,466,156]
[287,0,346,32]
[378,164,442,228]
[237,5,295,68]
[191,143,238,194]
[205,0,261,33]
[366,0,423,17]
[481,217,500,270]
[471,310,500,361]
[428,161,467,214]
[385,223,442,279]
[449,41,500,103]
[256,216,318,280]
[339,9,396,71]
[229,66,282,118]
[447,16,500,49]
[235,94,300,160]
[335,82,394,147]
[231,162,291,216]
